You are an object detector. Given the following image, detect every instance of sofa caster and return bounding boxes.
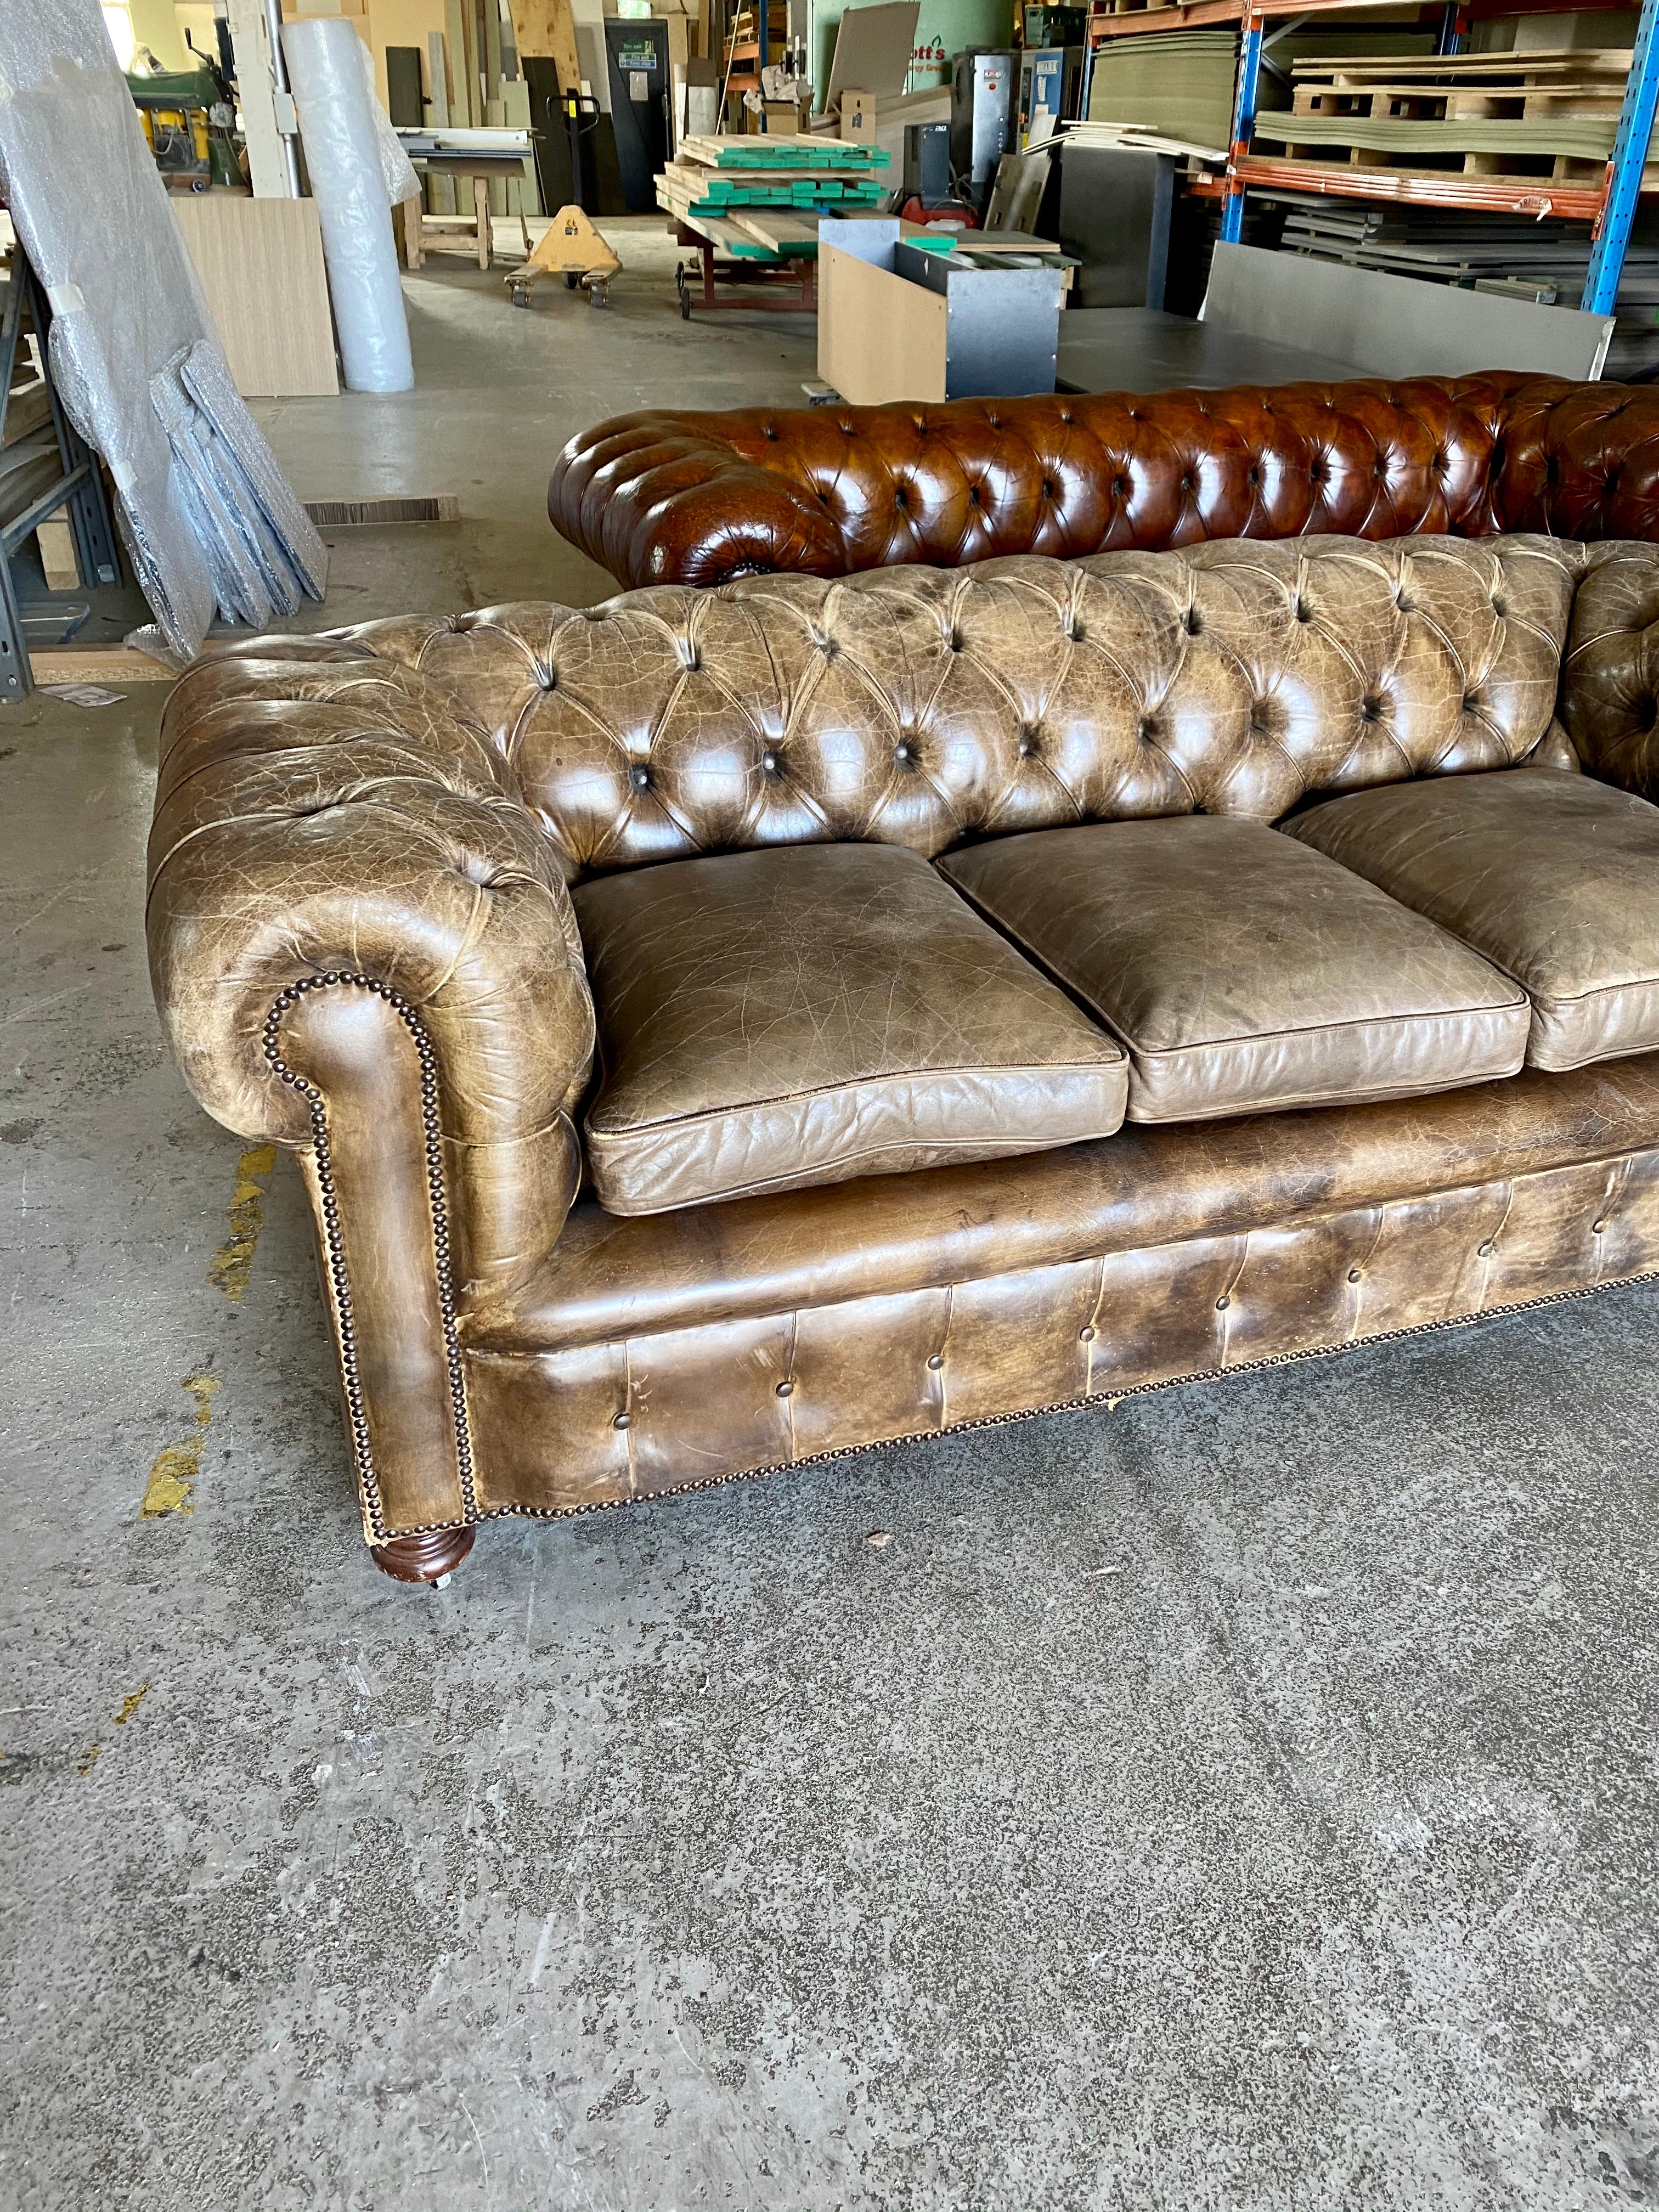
[371,1524,476,1584]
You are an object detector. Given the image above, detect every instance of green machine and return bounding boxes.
[126,60,242,191]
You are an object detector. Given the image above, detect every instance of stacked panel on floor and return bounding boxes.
[1259,188,1659,378]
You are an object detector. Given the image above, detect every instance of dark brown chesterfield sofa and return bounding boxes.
[148,524,1659,1584]
[548,373,1659,589]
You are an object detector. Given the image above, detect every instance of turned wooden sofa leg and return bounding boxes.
[371,1525,476,1585]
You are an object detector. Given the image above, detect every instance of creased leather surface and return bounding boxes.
[148,653,596,1298]
[1286,770,1659,1073]
[322,535,1580,878]
[464,1066,1659,1519]
[1561,540,1659,800]
[548,374,1659,589]
[939,816,1529,1120]
[572,843,1126,1214]
[472,1052,1659,1350]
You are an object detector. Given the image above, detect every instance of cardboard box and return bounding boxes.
[839,87,873,143]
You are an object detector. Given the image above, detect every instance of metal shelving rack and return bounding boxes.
[1083,0,1659,315]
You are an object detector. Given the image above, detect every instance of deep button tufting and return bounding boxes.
[1347,1268,1363,1283]
[761,749,783,778]
[1374,456,1389,478]
[1018,729,1039,758]
[927,1352,944,1369]
[1079,1324,1096,1342]
[537,665,557,691]
[1294,598,1312,623]
[629,764,651,790]
[1593,1217,1610,1233]
[969,485,982,506]
[1432,451,1448,472]
[613,1412,631,1430]
[1478,1239,1496,1256]
[1462,692,1479,713]
[1396,592,1413,612]
[1361,694,1385,722]
[764,425,779,441]
[1136,715,1160,743]
[1491,596,1507,617]
[949,628,964,651]
[1113,475,1130,496]
[1248,465,1261,485]
[894,741,915,766]
[1216,1295,1231,1310]
[1310,464,1327,484]
[1180,475,1195,494]
[894,486,909,510]
[1042,479,1057,498]
[775,1379,794,1397]
[1059,410,1073,424]
[1182,609,1203,636]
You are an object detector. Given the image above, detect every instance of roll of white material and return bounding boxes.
[281,16,415,393]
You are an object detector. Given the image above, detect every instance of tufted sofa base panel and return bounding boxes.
[460,1138,1659,1526]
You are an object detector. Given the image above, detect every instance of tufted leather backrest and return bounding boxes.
[335,534,1584,878]
[549,375,1659,591]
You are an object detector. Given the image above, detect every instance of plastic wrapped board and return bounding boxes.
[283,18,416,394]
[0,0,326,664]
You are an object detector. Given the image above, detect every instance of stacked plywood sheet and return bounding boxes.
[657,134,890,258]
[1252,49,1655,191]
[1259,186,1659,377]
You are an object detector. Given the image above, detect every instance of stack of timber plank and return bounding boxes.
[657,134,890,259]
[1251,49,1656,193]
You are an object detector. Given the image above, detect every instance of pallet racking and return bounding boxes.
[1080,0,1659,313]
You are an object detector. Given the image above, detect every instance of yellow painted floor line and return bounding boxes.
[205,1142,277,1302]
[140,1375,221,1518]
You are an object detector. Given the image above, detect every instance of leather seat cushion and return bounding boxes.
[1284,768,1659,1073]
[570,842,1128,1215]
[938,816,1531,1122]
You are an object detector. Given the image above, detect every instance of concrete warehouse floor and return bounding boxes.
[4,228,1659,2212]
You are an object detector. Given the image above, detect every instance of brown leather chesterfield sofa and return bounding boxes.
[549,372,1659,590]
[148,532,1659,1584]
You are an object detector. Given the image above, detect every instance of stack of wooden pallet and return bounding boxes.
[1252,49,1655,191]
[657,135,891,259]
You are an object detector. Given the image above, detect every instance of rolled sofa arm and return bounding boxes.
[549,411,849,587]
[1560,542,1659,802]
[147,642,595,1545]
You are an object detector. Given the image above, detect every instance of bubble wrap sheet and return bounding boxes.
[0,0,326,665]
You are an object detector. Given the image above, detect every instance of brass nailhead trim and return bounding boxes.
[262,973,477,1542]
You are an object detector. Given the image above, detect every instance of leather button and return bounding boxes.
[927,1353,944,1369]
[894,742,913,766]
[1347,1269,1362,1283]
[1215,1295,1230,1311]
[629,765,651,790]
[776,1379,794,1397]
[1078,1324,1096,1342]
[761,750,782,777]
[1593,1217,1609,1233]
[1478,1240,1496,1257]
[613,1412,631,1430]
